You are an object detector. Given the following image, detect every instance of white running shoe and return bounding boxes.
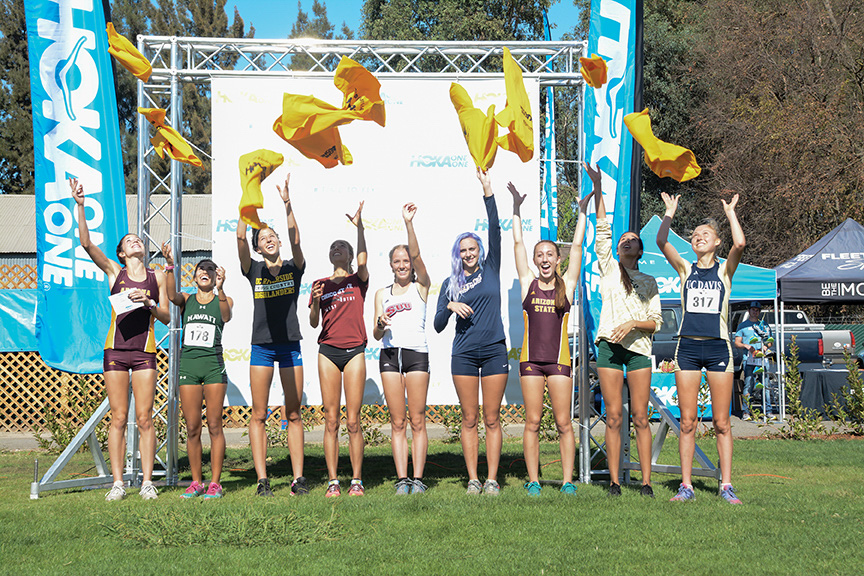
[105,482,126,501]
[139,482,159,500]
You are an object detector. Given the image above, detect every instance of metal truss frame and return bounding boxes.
[34,37,714,497]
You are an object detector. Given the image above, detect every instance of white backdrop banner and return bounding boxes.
[212,76,540,406]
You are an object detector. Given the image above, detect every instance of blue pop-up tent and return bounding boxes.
[638,215,777,302]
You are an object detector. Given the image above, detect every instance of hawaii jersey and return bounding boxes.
[381,283,427,352]
[679,260,732,340]
[313,273,369,348]
[105,268,158,352]
[180,293,224,360]
[244,259,305,345]
[520,278,570,365]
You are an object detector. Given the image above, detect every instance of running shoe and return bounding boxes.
[608,483,621,497]
[348,480,365,496]
[325,480,341,498]
[290,476,309,496]
[202,482,223,499]
[742,413,752,421]
[670,483,695,502]
[640,485,655,498]
[140,481,159,500]
[482,479,500,496]
[524,481,542,496]
[749,337,760,344]
[410,479,428,494]
[105,482,126,502]
[256,478,273,497]
[560,482,578,496]
[466,479,483,495]
[180,481,206,499]
[720,484,742,505]
[395,478,412,495]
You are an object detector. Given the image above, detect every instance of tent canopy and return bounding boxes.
[774,218,864,303]
[637,215,777,302]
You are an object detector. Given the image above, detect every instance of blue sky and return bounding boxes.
[227,0,581,40]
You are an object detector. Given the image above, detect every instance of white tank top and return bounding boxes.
[381,282,428,352]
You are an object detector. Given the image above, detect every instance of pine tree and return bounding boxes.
[0,0,34,194]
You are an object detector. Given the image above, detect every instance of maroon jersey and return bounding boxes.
[312,273,369,348]
[520,278,570,365]
[105,268,158,352]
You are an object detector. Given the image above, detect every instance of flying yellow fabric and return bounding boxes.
[449,83,498,171]
[334,56,386,127]
[106,23,152,82]
[495,47,533,162]
[579,54,608,89]
[272,94,354,168]
[271,58,383,168]
[623,108,701,182]
[137,108,202,167]
[238,149,284,229]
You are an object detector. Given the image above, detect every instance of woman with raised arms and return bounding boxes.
[373,203,431,495]
[236,173,308,497]
[656,190,745,504]
[69,178,169,501]
[161,245,232,499]
[509,180,593,496]
[434,168,507,496]
[584,162,662,498]
[309,203,369,497]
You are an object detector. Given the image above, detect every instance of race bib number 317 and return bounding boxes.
[686,288,721,314]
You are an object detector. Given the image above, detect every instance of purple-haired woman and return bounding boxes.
[434,168,507,496]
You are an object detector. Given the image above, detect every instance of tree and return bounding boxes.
[289,0,354,71]
[0,0,34,193]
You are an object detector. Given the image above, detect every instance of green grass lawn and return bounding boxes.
[1,437,863,576]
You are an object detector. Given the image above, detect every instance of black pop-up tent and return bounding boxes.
[775,218,864,303]
[773,218,864,417]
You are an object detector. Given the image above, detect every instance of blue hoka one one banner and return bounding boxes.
[25,0,129,373]
[580,0,642,350]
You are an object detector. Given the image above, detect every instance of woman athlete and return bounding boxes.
[584,163,662,498]
[69,178,169,501]
[656,191,745,504]
[509,180,593,496]
[236,173,308,497]
[372,203,431,495]
[434,168,507,496]
[309,202,369,497]
[161,244,232,499]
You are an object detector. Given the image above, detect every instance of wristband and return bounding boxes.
[146,300,155,310]
[164,266,174,272]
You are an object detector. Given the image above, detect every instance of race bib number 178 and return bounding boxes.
[184,323,216,347]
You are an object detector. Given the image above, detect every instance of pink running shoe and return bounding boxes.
[202,482,223,499]
[180,481,206,499]
[348,480,365,496]
[325,481,341,498]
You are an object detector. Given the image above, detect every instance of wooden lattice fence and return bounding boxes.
[1,263,526,433]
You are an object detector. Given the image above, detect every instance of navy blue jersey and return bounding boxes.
[434,195,505,355]
[678,260,732,340]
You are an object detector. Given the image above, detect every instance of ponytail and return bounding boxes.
[553,270,568,310]
[619,262,634,295]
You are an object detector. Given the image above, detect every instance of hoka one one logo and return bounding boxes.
[409,155,469,168]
